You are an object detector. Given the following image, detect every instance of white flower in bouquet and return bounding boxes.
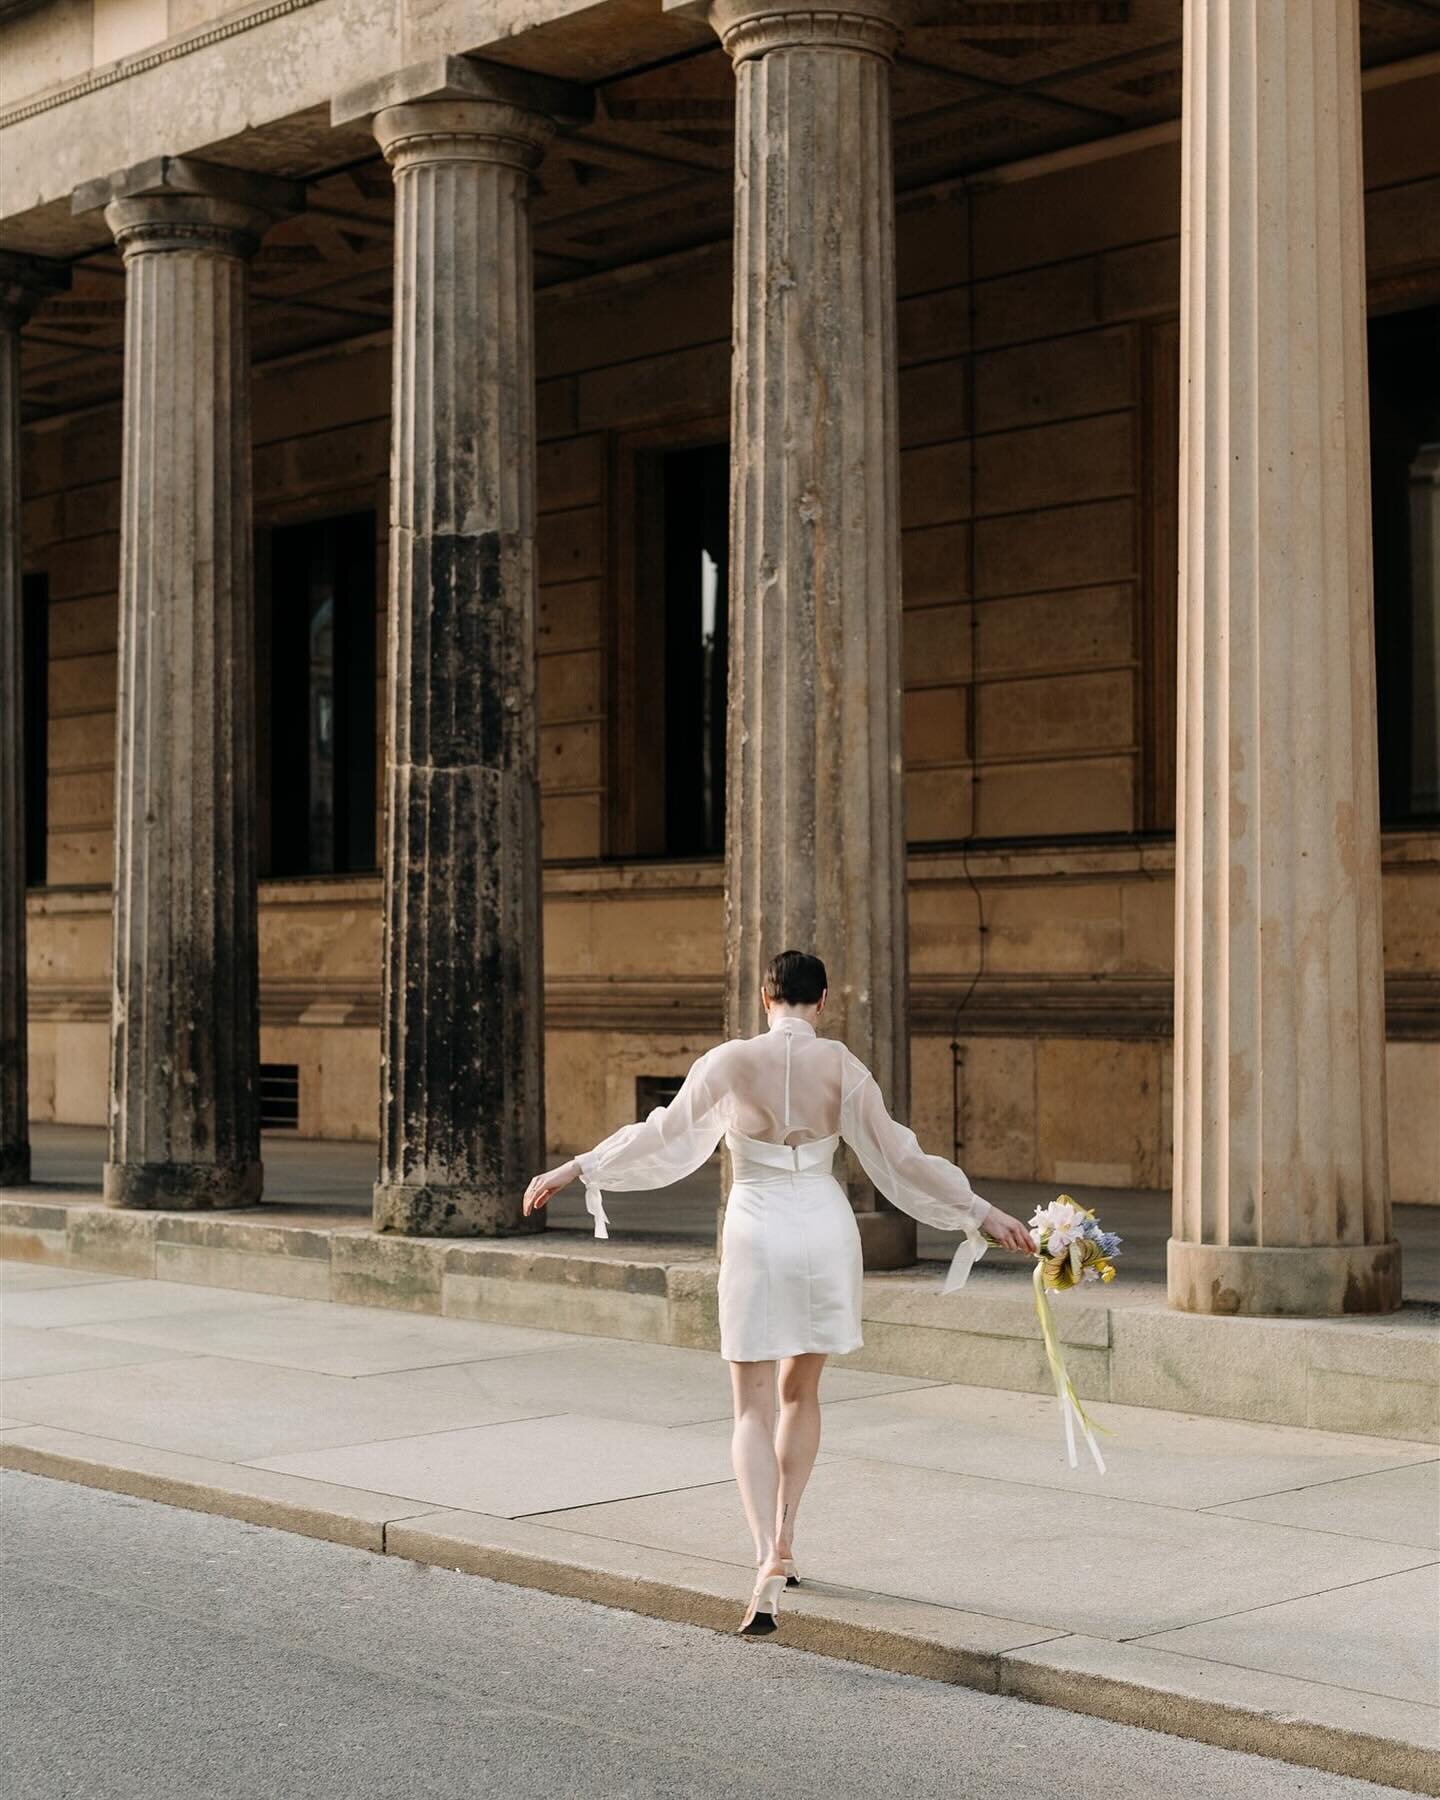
[1029,1198,1089,1255]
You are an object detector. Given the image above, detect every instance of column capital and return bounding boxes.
[672,0,905,62]
[0,251,70,332]
[72,157,304,260]
[332,56,591,171]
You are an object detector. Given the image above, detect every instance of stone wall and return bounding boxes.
[20,94,1440,1201]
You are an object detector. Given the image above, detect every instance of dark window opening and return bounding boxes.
[22,572,48,887]
[623,441,730,860]
[635,1074,684,1120]
[259,1062,300,1130]
[1370,303,1440,825]
[659,444,729,857]
[260,511,377,876]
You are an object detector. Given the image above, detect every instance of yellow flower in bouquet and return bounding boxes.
[1041,1234,1119,1290]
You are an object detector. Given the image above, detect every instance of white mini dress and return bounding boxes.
[574,1012,994,1363]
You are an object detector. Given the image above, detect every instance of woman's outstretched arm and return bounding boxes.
[523,1048,726,1238]
[837,1050,1036,1272]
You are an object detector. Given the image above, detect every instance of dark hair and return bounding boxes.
[763,950,827,1005]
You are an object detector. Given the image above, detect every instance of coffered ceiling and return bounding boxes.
[12,0,1440,419]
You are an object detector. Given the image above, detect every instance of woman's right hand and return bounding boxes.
[523,1158,579,1219]
[980,1206,1037,1255]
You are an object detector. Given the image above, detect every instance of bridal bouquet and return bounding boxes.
[1027,1197,1123,1475]
[1031,1197,1123,1290]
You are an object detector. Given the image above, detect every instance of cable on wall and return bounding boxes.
[951,177,988,1168]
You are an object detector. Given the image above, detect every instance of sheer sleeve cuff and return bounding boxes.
[573,1151,610,1240]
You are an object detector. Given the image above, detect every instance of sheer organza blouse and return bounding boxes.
[573,1012,996,1292]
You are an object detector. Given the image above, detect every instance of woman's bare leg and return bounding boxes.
[775,1353,825,1558]
[728,1359,785,1575]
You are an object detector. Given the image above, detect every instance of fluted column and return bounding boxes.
[72,161,299,1208]
[0,254,69,1187]
[703,0,913,1264]
[1170,0,1400,1314]
[333,60,586,1234]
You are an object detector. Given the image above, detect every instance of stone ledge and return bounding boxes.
[3,1193,1435,1441]
[3,1434,1435,1795]
[24,970,1440,1038]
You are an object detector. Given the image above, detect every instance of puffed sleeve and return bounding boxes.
[838,1049,994,1293]
[573,1048,725,1239]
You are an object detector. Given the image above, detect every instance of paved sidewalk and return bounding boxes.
[3,1259,1437,1793]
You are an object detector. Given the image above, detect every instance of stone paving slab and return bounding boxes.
[675,1379,1439,1509]
[0,1278,300,1331]
[1137,1564,1440,1708]
[353,1335,934,1428]
[0,1423,436,1550]
[0,1352,563,1462]
[255,1413,747,1517]
[3,1321,205,1380]
[0,1264,124,1291]
[1210,1458,1440,1549]
[2,1258,1437,1794]
[74,1299,580,1377]
[535,1453,1436,1641]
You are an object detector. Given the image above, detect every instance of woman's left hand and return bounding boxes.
[523,1159,580,1218]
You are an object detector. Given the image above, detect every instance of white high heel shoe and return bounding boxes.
[779,1554,800,1587]
[737,1571,786,1636]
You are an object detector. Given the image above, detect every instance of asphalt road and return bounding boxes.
[0,1472,1412,1800]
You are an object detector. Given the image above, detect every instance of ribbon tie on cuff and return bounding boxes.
[584,1180,610,1240]
[940,1223,988,1294]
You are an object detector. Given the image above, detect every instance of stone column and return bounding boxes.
[0,253,69,1187]
[1170,0,1400,1314]
[72,160,300,1208]
[332,60,587,1234]
[696,0,914,1265]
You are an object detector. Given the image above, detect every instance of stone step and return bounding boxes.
[3,1193,1435,1443]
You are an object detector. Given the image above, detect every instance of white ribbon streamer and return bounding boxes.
[939,1224,989,1294]
[584,1180,610,1239]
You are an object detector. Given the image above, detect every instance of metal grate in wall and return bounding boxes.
[260,1063,300,1130]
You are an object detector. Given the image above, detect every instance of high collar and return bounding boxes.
[766,1012,817,1036]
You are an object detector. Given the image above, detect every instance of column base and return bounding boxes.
[373,1182,544,1237]
[1168,1238,1402,1317]
[855,1208,918,1271]
[0,1142,30,1186]
[104,1159,263,1210]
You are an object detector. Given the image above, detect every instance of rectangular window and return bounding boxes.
[260,511,377,876]
[660,444,729,856]
[617,439,729,859]
[22,572,48,887]
[1370,303,1440,824]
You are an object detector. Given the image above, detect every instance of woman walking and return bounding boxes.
[522,950,1036,1638]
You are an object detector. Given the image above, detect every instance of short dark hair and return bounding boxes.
[763,950,827,1005]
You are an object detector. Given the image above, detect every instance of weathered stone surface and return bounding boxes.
[73,166,294,1210]
[1170,0,1400,1314]
[703,0,915,1262]
[0,253,68,1187]
[349,71,583,1236]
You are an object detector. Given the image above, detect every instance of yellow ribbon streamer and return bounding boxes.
[1032,1260,1112,1473]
